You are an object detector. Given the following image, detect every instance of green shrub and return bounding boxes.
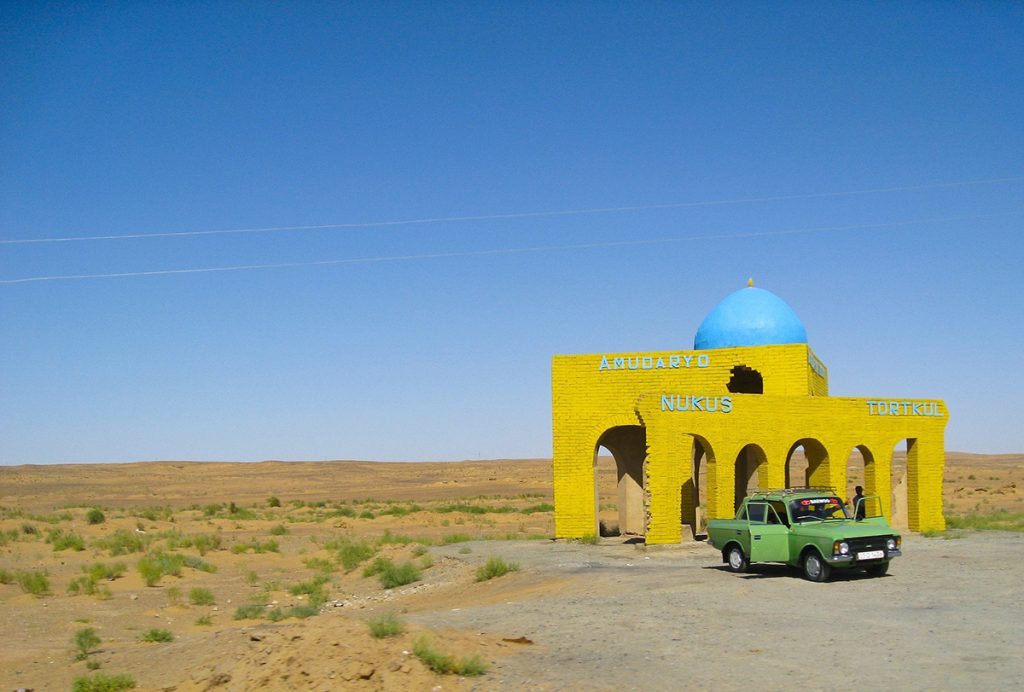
[368,611,405,639]
[86,508,106,525]
[166,586,182,606]
[379,504,423,517]
[440,533,473,544]
[303,557,335,573]
[377,529,415,545]
[21,522,39,535]
[269,524,288,536]
[412,635,488,675]
[0,568,12,584]
[476,556,520,582]
[267,496,281,507]
[74,627,101,660]
[182,555,217,573]
[233,603,265,620]
[16,570,50,596]
[578,534,600,545]
[231,539,279,554]
[195,614,213,626]
[289,575,329,606]
[72,673,136,691]
[47,528,86,551]
[358,510,376,519]
[330,538,376,571]
[189,587,215,606]
[137,553,186,586]
[192,533,222,556]
[68,562,125,597]
[267,603,320,621]
[363,558,421,589]
[140,628,173,643]
[521,503,555,514]
[94,530,150,556]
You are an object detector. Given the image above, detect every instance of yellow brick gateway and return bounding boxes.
[552,280,947,544]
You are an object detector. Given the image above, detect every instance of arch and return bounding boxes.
[734,443,768,508]
[594,425,646,537]
[785,438,829,488]
[846,445,875,500]
[682,434,715,536]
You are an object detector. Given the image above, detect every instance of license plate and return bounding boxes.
[857,550,885,560]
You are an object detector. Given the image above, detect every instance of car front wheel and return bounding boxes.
[802,550,831,582]
[725,545,748,573]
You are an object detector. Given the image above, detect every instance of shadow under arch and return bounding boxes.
[786,438,829,488]
[594,425,646,537]
[683,434,715,536]
[734,443,769,509]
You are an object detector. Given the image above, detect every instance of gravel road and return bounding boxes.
[415,532,1024,690]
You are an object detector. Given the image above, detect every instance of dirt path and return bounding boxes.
[413,533,1024,690]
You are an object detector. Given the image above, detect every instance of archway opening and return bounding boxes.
[785,438,828,488]
[683,436,714,536]
[594,426,646,537]
[845,445,874,499]
[734,444,767,509]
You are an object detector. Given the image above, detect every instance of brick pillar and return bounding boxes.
[907,436,946,532]
[645,422,688,544]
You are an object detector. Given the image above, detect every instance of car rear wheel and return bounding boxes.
[725,545,748,573]
[802,550,831,582]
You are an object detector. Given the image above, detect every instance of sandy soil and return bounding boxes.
[0,453,1021,690]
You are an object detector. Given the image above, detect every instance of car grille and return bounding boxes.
[848,536,890,553]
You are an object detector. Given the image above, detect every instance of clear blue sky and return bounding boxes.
[2,2,1022,464]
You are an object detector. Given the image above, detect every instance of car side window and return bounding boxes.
[736,505,747,520]
[747,503,767,524]
[765,505,782,525]
[769,501,789,526]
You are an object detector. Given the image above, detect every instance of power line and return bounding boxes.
[2,175,1021,245]
[2,211,1017,285]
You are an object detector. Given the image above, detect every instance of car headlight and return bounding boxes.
[835,541,849,556]
[886,538,897,551]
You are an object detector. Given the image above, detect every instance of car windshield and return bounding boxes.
[789,496,850,522]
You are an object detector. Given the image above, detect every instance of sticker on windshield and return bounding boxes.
[800,498,841,505]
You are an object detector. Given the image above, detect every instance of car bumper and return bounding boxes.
[826,548,901,565]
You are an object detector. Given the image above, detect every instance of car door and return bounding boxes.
[748,502,790,563]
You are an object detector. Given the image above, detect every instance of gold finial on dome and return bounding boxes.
[747,277,754,288]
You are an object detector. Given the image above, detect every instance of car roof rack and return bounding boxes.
[749,487,838,496]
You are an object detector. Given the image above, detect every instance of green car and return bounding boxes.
[706,488,901,582]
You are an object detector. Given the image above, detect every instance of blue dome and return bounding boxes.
[694,284,807,350]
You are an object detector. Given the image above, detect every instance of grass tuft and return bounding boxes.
[72,673,136,691]
[73,627,101,661]
[475,556,520,582]
[189,587,216,606]
[362,557,421,589]
[367,611,405,638]
[140,628,173,643]
[413,635,488,675]
[16,569,50,597]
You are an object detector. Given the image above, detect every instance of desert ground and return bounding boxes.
[1,452,1022,691]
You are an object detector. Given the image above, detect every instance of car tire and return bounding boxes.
[802,550,831,582]
[725,544,748,573]
[866,561,889,577]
